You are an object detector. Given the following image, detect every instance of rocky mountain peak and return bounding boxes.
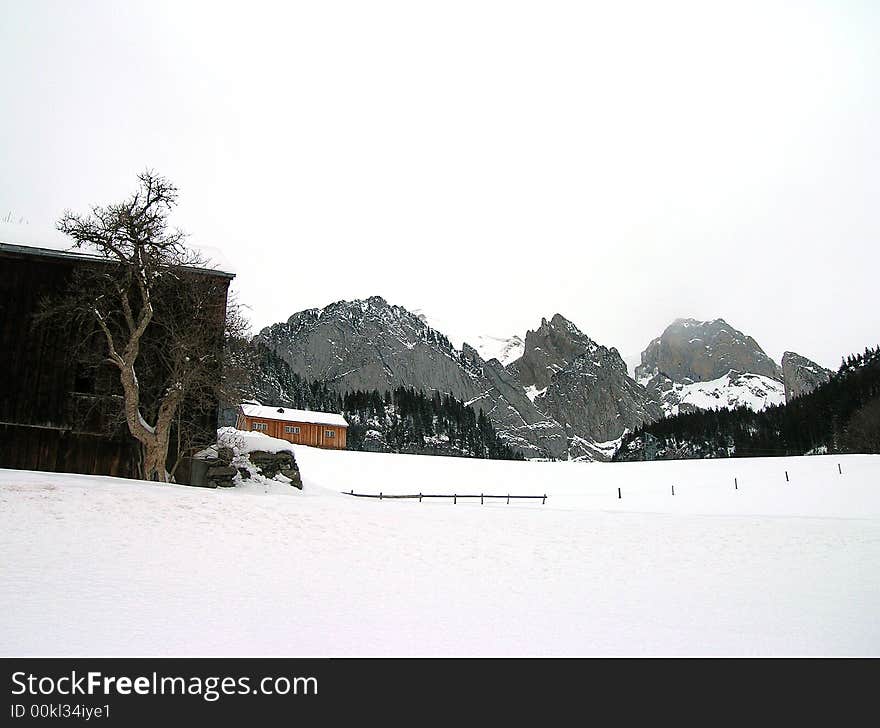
[255,300,823,462]
[636,317,783,385]
[256,295,474,390]
[256,296,569,459]
[509,313,602,390]
[505,313,656,456]
[635,317,786,418]
[781,351,832,403]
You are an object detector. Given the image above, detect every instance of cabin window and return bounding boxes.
[284,425,301,434]
[251,422,268,431]
[325,429,335,438]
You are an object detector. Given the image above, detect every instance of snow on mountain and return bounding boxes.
[412,309,524,366]
[3,452,879,655]
[647,370,786,417]
[635,317,793,421]
[255,303,828,462]
[470,334,524,366]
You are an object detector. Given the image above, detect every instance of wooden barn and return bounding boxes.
[0,233,234,479]
[237,402,348,449]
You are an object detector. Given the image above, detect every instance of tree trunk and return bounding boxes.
[142,441,166,483]
[117,360,182,483]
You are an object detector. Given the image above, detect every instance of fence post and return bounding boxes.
[838,463,842,475]
[380,491,383,500]
[507,494,510,504]
[785,471,789,483]
[735,477,738,490]
[481,493,484,505]
[618,487,621,499]
[672,485,674,496]
[542,494,546,505]
[419,492,422,502]
[454,494,457,504]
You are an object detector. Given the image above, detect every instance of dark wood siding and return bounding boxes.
[0,253,77,428]
[0,246,232,479]
[0,423,138,478]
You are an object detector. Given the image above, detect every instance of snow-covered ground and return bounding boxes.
[2,448,879,656]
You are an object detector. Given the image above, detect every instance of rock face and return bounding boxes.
[472,351,568,459]
[256,297,568,459]
[534,352,662,455]
[636,318,783,385]
[509,314,600,391]
[510,315,661,455]
[781,351,832,402]
[257,300,664,460]
[256,301,813,461]
[257,296,478,396]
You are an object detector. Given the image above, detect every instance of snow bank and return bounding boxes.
[198,426,300,458]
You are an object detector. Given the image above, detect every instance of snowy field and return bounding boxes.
[1,446,879,656]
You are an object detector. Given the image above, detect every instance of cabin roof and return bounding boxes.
[240,403,348,428]
[0,222,236,279]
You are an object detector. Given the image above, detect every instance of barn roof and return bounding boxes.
[240,403,349,428]
[0,222,236,278]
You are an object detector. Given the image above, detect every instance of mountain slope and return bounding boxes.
[782,351,832,403]
[635,318,786,417]
[256,297,568,459]
[255,302,833,461]
[636,318,783,385]
[507,314,661,456]
[644,370,785,416]
[616,345,880,460]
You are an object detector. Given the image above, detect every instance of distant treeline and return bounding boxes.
[343,387,523,459]
[244,342,522,460]
[615,345,880,461]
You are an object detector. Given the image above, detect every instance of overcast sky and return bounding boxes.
[2,0,877,369]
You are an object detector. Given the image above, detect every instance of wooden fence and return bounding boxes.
[345,490,547,505]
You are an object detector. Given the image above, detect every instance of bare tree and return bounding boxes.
[164,290,253,480]
[50,171,245,482]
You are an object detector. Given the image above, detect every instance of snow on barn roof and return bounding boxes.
[0,222,236,277]
[240,403,348,428]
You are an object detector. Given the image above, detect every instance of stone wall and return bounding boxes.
[199,446,303,489]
